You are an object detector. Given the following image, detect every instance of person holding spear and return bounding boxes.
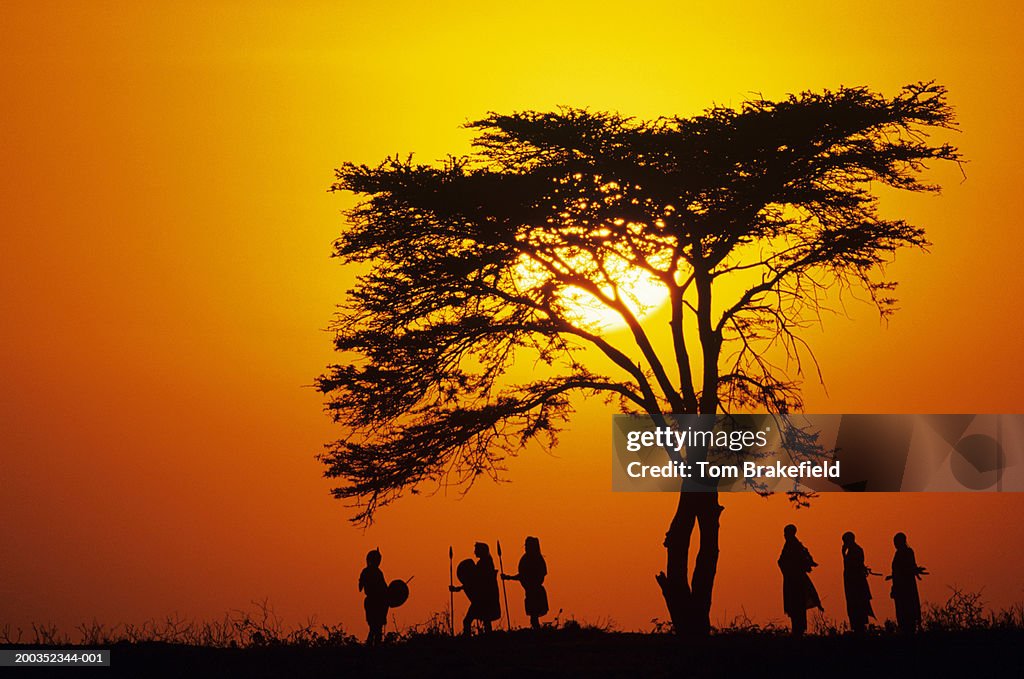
[501,536,549,629]
[448,546,455,636]
[497,541,512,630]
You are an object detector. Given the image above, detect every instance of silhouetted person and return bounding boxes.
[841,531,875,635]
[449,542,502,635]
[501,536,549,628]
[358,549,389,645]
[889,532,927,634]
[778,524,823,636]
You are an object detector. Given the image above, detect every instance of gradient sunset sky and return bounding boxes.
[2,1,1023,634]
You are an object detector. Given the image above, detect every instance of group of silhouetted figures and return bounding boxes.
[780,525,928,636]
[358,528,928,645]
[358,537,549,645]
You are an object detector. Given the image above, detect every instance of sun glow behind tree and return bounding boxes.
[514,250,670,333]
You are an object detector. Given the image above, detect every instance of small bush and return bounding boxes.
[923,587,987,632]
[714,609,784,635]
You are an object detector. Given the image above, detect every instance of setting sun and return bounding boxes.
[514,250,669,332]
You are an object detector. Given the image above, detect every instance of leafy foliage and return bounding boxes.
[319,83,960,522]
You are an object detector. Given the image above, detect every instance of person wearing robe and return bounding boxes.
[502,536,549,628]
[841,531,875,634]
[358,549,389,645]
[777,524,823,636]
[450,542,502,635]
[890,532,926,634]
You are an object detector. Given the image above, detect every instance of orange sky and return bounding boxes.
[2,1,1024,635]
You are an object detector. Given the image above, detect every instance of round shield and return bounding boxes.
[387,579,409,608]
[456,558,477,590]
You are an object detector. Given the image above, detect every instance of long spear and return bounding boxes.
[448,546,455,636]
[497,540,511,631]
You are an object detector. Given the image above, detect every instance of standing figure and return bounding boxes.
[501,536,549,628]
[777,524,823,636]
[841,531,875,634]
[358,549,389,645]
[449,542,502,635]
[889,532,927,634]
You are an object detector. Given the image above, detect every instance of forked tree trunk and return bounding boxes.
[657,489,723,636]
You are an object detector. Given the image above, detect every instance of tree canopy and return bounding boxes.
[318,82,960,523]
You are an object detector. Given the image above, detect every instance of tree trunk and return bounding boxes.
[657,489,723,636]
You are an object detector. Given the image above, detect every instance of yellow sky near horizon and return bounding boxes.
[2,1,1024,634]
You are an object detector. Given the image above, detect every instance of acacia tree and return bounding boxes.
[317,82,960,636]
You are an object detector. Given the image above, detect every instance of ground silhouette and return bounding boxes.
[6,627,1022,678]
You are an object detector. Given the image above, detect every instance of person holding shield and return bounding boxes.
[449,542,501,635]
[358,549,389,646]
